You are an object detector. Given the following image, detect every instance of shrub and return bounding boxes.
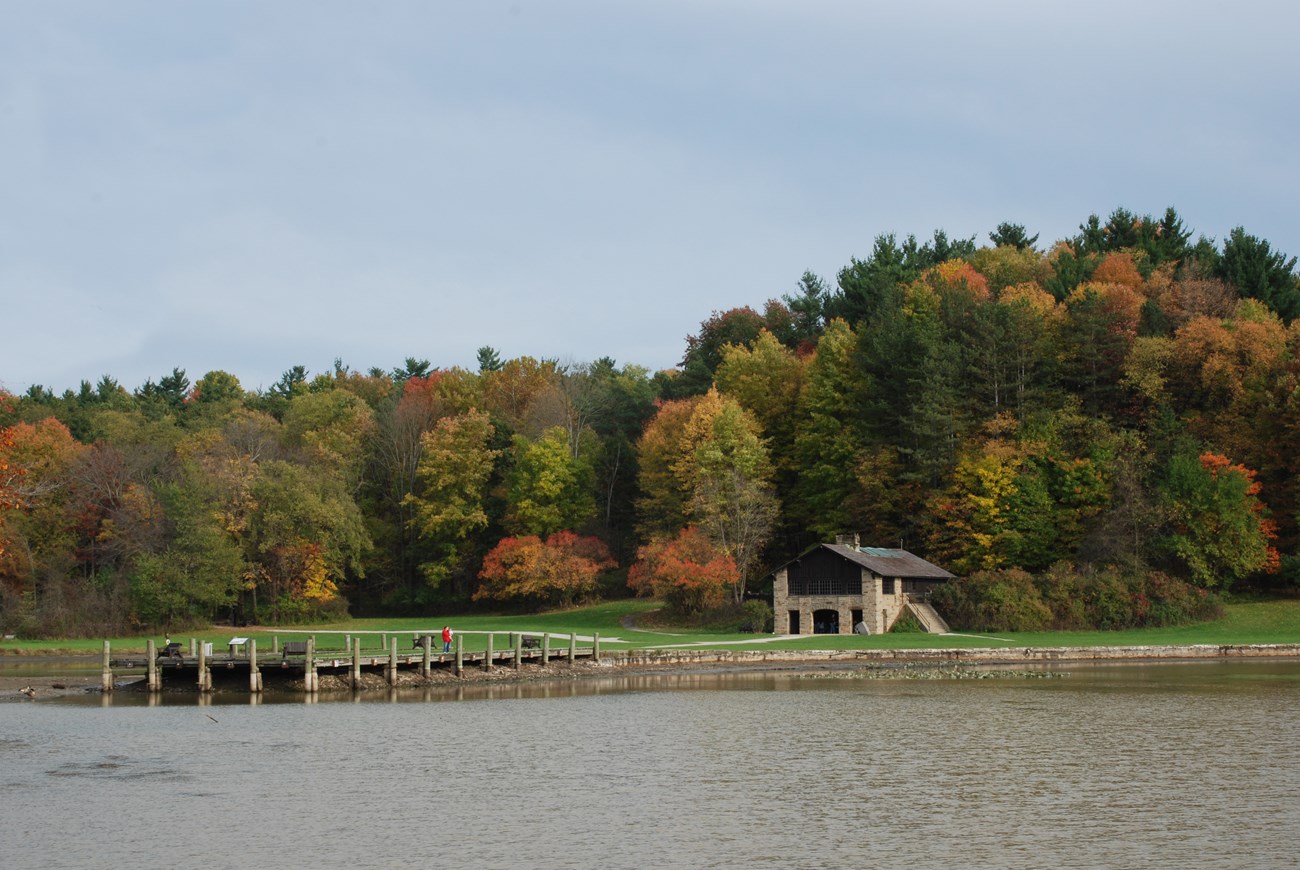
[889,610,927,633]
[932,568,1053,632]
[1141,570,1222,625]
[1037,562,1222,629]
[739,599,773,633]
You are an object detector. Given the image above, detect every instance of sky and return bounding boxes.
[3,0,1298,395]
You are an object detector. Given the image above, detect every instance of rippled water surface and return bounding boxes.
[3,661,1298,869]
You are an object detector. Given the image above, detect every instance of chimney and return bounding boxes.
[835,532,860,549]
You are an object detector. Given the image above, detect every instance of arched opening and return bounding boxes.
[813,609,840,635]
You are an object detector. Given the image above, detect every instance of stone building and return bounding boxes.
[771,535,955,635]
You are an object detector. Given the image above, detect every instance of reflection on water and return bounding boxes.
[3,661,1298,869]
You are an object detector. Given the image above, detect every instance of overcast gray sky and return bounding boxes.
[3,1,1298,394]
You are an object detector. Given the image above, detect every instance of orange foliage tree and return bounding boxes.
[0,418,86,576]
[0,419,16,561]
[475,531,616,608]
[1160,451,1279,588]
[924,259,991,302]
[1091,252,1145,289]
[627,526,738,614]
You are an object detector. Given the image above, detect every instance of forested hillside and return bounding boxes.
[3,207,1298,635]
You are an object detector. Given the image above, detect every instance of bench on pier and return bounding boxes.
[412,636,432,649]
[521,636,541,649]
[282,641,309,658]
[158,642,183,660]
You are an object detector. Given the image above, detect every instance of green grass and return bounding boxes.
[3,597,1300,656]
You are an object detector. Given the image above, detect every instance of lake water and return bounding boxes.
[3,661,1298,869]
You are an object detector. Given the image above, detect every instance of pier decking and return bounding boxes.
[103,632,601,695]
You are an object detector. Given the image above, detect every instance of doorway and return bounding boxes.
[813,609,840,634]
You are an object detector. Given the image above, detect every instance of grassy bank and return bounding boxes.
[4,597,1300,656]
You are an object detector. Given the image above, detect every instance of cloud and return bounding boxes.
[2,1,1299,393]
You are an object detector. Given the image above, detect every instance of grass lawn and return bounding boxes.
[3,597,1300,656]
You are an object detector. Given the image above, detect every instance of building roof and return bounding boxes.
[806,543,955,580]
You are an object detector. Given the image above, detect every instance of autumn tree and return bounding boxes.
[1165,301,1288,462]
[676,389,779,602]
[504,427,597,537]
[926,410,1114,574]
[991,282,1062,418]
[405,410,500,599]
[1159,451,1279,589]
[1091,252,1145,290]
[483,356,558,431]
[245,459,370,621]
[282,388,377,491]
[132,465,245,628]
[523,360,613,459]
[0,418,85,610]
[1149,276,1236,330]
[1059,282,1143,414]
[627,526,737,614]
[190,370,245,407]
[366,371,466,602]
[970,244,1050,293]
[715,330,806,510]
[672,307,768,397]
[475,531,615,608]
[635,396,704,539]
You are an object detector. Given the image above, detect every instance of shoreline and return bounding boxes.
[4,642,1299,702]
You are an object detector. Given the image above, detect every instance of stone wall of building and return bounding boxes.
[774,566,915,635]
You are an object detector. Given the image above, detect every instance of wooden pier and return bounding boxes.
[105,632,601,696]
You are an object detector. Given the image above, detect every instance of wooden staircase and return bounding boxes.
[904,600,950,634]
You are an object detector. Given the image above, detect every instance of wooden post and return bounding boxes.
[387,637,398,686]
[352,637,362,690]
[568,632,576,663]
[594,632,600,663]
[542,633,550,666]
[249,638,262,693]
[454,632,463,676]
[146,639,159,692]
[189,637,197,656]
[484,633,494,672]
[273,635,279,654]
[382,633,388,652]
[304,637,317,694]
[197,640,209,693]
[345,634,351,653]
[100,640,113,693]
[514,632,522,670]
[421,636,431,678]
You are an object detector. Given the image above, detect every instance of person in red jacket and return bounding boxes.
[441,625,453,653]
